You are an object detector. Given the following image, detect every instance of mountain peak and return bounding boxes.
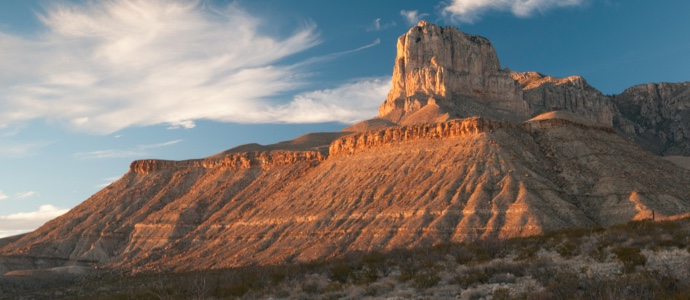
[378,21,525,124]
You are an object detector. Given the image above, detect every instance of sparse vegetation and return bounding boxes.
[4,217,690,299]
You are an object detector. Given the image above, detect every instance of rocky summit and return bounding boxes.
[2,21,690,276]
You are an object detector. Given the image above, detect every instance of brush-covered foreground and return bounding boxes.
[3,218,690,300]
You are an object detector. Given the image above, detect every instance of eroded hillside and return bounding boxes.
[3,117,689,273]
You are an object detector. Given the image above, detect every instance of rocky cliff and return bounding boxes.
[129,150,326,174]
[512,72,614,127]
[366,21,690,155]
[378,21,526,125]
[613,82,690,155]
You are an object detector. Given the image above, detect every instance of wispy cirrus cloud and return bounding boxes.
[443,0,586,23]
[400,10,429,26]
[0,140,51,158]
[0,204,69,238]
[0,190,39,201]
[139,139,182,149]
[74,149,145,159]
[0,0,323,134]
[366,18,396,31]
[15,191,39,199]
[74,139,183,159]
[96,176,123,188]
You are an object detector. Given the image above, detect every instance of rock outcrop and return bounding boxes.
[613,82,690,155]
[378,21,526,125]
[129,150,326,174]
[512,72,614,127]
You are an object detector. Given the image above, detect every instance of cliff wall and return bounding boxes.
[613,82,690,155]
[379,21,526,124]
[330,117,514,157]
[130,150,326,174]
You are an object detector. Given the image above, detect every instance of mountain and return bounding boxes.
[2,21,690,275]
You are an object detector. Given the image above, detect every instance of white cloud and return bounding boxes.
[400,10,429,26]
[139,139,183,149]
[15,191,39,199]
[74,149,145,159]
[75,139,182,159]
[443,0,586,23]
[0,0,321,134]
[0,140,51,158]
[0,190,7,200]
[366,18,396,31]
[261,77,391,124]
[0,204,69,237]
[96,176,122,188]
[167,120,196,130]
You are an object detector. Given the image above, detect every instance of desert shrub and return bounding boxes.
[456,244,491,265]
[453,270,489,289]
[525,259,559,284]
[328,262,352,284]
[543,270,580,299]
[353,265,379,285]
[556,240,579,258]
[411,271,440,289]
[223,283,250,298]
[515,244,540,261]
[612,246,646,273]
[301,280,320,294]
[492,288,512,300]
[362,250,391,276]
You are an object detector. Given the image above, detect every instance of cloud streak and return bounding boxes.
[366,18,396,31]
[75,139,183,159]
[0,0,323,134]
[0,204,69,238]
[400,10,429,26]
[443,0,586,23]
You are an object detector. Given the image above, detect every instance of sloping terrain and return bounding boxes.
[2,117,689,274]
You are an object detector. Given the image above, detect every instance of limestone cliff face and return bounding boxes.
[613,82,690,155]
[130,151,326,174]
[512,72,614,127]
[331,117,514,157]
[379,21,525,124]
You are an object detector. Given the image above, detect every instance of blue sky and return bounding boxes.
[1,0,689,238]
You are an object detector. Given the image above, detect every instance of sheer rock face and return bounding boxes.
[613,82,690,155]
[512,72,614,127]
[379,21,525,124]
[129,151,326,174]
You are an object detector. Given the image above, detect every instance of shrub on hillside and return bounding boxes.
[612,246,646,273]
